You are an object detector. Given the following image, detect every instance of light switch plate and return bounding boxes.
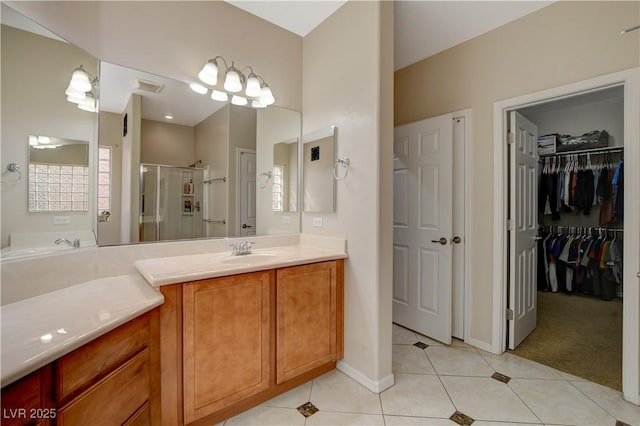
[53,216,70,225]
[313,217,323,227]
[282,215,291,224]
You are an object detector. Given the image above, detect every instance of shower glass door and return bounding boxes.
[140,164,204,242]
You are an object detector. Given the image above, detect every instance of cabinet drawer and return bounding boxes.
[57,348,150,426]
[55,313,150,401]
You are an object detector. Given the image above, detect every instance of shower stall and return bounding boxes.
[140,164,205,242]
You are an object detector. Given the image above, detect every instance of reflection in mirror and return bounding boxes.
[1,4,98,256]
[98,62,301,246]
[28,136,89,212]
[303,126,336,213]
[272,139,298,212]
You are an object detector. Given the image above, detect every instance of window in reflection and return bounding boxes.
[98,147,112,211]
[272,165,283,211]
[28,163,88,212]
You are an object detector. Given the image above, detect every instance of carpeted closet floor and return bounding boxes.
[510,291,623,391]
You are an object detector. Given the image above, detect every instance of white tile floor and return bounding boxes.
[222,324,640,426]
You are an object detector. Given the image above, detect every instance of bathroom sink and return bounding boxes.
[219,253,282,265]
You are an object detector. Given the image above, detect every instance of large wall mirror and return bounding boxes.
[1,4,98,256]
[0,3,302,258]
[98,61,301,246]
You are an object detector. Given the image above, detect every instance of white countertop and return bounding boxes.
[1,235,347,388]
[135,244,348,286]
[1,274,163,387]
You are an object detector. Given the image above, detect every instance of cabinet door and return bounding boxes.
[182,271,272,424]
[276,261,337,384]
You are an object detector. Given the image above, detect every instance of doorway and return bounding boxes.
[236,148,256,236]
[392,109,470,345]
[493,68,640,404]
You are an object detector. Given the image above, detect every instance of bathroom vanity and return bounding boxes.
[135,244,345,425]
[1,236,347,426]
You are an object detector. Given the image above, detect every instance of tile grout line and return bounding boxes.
[426,347,461,419]
[504,379,546,425]
[564,379,626,424]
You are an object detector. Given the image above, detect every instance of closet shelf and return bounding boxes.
[540,146,623,158]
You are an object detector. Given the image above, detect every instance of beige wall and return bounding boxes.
[256,107,302,235]
[1,24,97,248]
[141,119,195,167]
[394,1,640,345]
[120,94,142,243]
[7,1,302,112]
[195,106,229,237]
[227,105,257,235]
[97,111,122,246]
[302,1,394,389]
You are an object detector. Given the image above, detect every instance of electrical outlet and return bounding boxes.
[313,217,323,227]
[282,215,291,224]
[53,216,70,225]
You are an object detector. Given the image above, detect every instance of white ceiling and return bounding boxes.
[227,0,553,70]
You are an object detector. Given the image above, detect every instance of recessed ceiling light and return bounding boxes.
[164,114,174,120]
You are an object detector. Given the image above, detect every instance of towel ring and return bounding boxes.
[258,171,272,189]
[334,157,350,181]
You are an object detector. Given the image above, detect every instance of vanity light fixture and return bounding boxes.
[189,82,208,95]
[193,56,276,107]
[65,65,98,113]
[231,95,248,106]
[211,90,228,102]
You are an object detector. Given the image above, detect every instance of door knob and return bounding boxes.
[431,237,447,245]
[451,236,461,244]
[242,224,253,229]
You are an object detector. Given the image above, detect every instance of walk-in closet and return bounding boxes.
[510,85,625,390]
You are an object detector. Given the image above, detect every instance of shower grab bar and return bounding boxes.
[204,218,226,225]
[202,177,226,184]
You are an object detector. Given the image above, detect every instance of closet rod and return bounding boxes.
[540,225,624,233]
[540,146,623,158]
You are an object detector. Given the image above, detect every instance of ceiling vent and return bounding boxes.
[134,79,164,94]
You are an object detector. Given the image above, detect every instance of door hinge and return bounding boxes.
[507,133,515,144]
[506,308,514,321]
[507,219,514,231]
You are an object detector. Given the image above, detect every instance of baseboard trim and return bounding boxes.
[337,360,394,394]
[465,337,495,354]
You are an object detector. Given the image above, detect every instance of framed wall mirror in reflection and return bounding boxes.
[303,126,336,213]
[1,3,98,255]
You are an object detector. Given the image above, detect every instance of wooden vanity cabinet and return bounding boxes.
[181,271,273,424]
[0,309,160,426]
[160,259,344,426]
[276,261,340,383]
[0,366,54,426]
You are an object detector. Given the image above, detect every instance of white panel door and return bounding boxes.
[508,111,538,350]
[239,150,256,236]
[393,114,453,344]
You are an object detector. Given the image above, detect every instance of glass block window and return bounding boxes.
[28,163,88,212]
[98,147,112,211]
[272,165,283,212]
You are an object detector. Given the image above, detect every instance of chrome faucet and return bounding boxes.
[229,241,254,256]
[55,238,80,248]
